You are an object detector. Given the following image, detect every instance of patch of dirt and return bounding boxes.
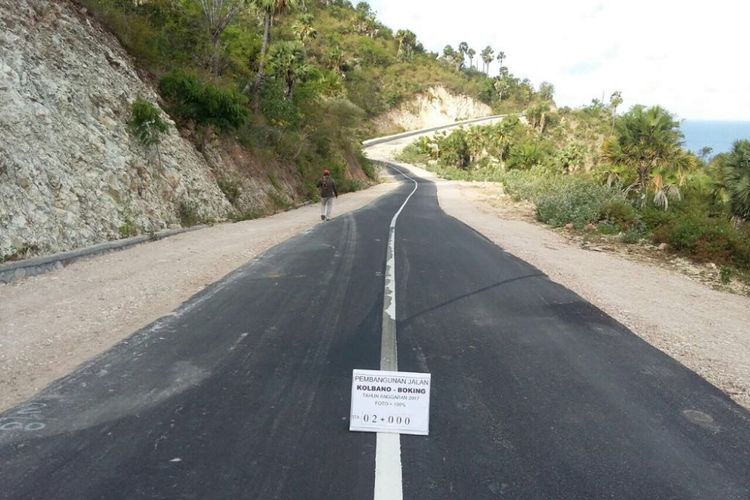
[0,177,399,412]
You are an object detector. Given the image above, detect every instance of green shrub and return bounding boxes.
[359,155,378,179]
[620,229,642,244]
[260,82,303,128]
[437,129,470,169]
[553,142,586,173]
[267,189,292,210]
[720,266,733,284]
[177,200,202,227]
[535,177,619,228]
[506,140,552,170]
[600,198,637,229]
[640,204,679,231]
[498,168,553,201]
[396,143,430,165]
[118,217,140,238]
[337,178,367,193]
[159,71,248,131]
[651,214,749,267]
[597,222,620,235]
[217,178,242,205]
[129,99,168,146]
[230,209,262,222]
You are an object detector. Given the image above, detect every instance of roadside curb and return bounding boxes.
[0,225,208,285]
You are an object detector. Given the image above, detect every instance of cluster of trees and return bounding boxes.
[440,42,505,75]
[436,42,531,111]
[113,1,526,112]
[411,98,750,220]
[81,0,550,224]
[403,98,750,273]
[86,0,544,134]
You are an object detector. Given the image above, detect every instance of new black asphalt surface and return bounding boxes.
[1,167,749,499]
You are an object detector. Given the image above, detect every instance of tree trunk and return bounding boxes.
[286,71,294,100]
[210,32,222,76]
[247,12,272,104]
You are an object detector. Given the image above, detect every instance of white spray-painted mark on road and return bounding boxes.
[0,402,47,432]
[375,165,418,500]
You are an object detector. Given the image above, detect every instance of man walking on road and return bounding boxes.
[317,169,338,221]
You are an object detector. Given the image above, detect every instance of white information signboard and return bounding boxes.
[349,369,431,435]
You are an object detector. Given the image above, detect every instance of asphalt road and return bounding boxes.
[1,166,749,499]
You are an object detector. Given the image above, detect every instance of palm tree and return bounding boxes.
[246,0,303,101]
[442,44,455,61]
[480,45,494,74]
[698,146,714,162]
[395,29,417,61]
[467,48,476,69]
[458,41,468,68]
[465,126,486,164]
[196,0,248,75]
[493,78,509,102]
[719,140,750,221]
[609,91,623,131]
[267,41,307,99]
[441,45,462,71]
[603,105,698,208]
[525,101,551,132]
[496,51,505,74]
[484,118,518,162]
[291,13,317,44]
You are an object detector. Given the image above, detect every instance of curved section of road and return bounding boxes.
[362,115,505,148]
[1,164,749,499]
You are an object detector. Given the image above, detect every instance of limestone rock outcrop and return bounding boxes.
[374,86,493,133]
[0,0,232,260]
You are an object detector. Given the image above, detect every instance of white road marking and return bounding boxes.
[382,165,419,324]
[375,433,404,500]
[375,165,418,500]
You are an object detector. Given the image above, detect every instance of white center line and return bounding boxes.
[375,164,419,500]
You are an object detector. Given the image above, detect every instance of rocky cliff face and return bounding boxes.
[0,0,233,261]
[374,86,493,134]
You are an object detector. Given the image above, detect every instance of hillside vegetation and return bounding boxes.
[74,0,536,193]
[399,98,750,287]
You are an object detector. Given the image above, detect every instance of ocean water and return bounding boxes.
[681,120,750,156]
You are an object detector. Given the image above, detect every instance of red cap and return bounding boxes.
[323,169,330,176]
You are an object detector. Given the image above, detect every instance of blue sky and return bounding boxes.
[366,0,750,121]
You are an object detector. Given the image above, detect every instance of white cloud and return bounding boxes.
[366,0,750,120]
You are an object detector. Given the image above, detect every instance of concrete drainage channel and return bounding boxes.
[0,225,208,285]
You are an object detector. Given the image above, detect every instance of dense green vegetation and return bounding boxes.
[78,0,536,208]
[399,98,750,284]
